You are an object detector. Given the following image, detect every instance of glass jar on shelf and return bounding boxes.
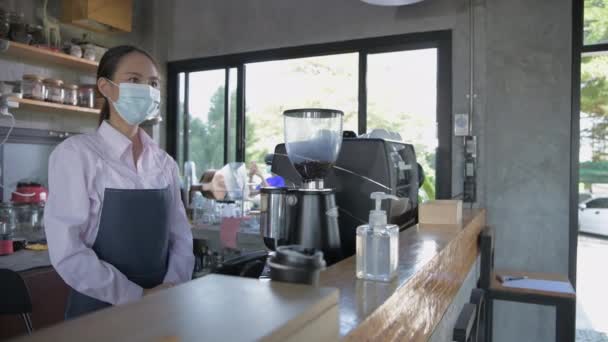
[68,44,82,58]
[78,85,96,108]
[0,203,16,236]
[26,24,45,46]
[82,44,97,61]
[8,12,30,44]
[22,74,45,101]
[63,83,79,106]
[43,78,64,103]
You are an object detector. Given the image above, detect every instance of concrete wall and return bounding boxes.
[484,1,572,339]
[166,0,573,341]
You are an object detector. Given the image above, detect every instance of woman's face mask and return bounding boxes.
[106,79,160,126]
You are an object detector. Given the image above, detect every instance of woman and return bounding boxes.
[44,45,194,319]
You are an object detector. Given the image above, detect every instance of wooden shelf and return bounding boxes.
[8,97,100,116]
[0,39,98,73]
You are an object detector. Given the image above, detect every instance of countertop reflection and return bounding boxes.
[319,209,486,340]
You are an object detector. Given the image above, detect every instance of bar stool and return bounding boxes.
[479,227,576,342]
[453,288,486,342]
[0,269,34,334]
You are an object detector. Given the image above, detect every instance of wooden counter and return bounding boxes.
[5,209,485,342]
[10,275,339,342]
[319,208,486,341]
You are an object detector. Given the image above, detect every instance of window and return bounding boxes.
[573,1,608,334]
[174,69,238,179]
[367,48,438,200]
[176,72,186,172]
[168,32,452,199]
[228,68,238,163]
[581,55,608,164]
[580,0,608,195]
[245,53,358,166]
[188,69,226,176]
[584,0,608,46]
[586,198,608,208]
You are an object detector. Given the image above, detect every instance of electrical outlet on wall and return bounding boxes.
[454,113,470,136]
[463,135,477,203]
[465,136,477,157]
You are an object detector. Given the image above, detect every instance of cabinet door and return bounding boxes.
[62,0,133,32]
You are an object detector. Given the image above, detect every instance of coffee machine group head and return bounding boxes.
[260,109,344,265]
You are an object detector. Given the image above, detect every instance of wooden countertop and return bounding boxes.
[0,250,51,272]
[13,275,339,342]
[8,210,485,342]
[319,208,486,341]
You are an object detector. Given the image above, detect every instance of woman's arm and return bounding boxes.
[247,162,268,196]
[45,142,143,305]
[162,160,195,284]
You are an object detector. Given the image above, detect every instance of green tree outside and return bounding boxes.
[581,55,608,162]
[579,0,608,192]
[585,0,608,45]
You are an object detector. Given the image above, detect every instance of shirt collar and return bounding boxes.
[138,126,156,149]
[97,121,156,160]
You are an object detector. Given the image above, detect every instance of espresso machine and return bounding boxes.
[260,109,344,265]
[270,135,423,260]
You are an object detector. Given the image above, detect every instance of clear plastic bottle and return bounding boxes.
[356,192,400,282]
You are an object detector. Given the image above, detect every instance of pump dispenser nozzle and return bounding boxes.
[369,192,399,227]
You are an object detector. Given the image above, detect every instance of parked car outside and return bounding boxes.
[579,194,608,237]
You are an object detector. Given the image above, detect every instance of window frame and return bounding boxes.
[167,30,453,198]
[571,0,608,286]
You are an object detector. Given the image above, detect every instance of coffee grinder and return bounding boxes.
[260,109,344,265]
[284,108,344,264]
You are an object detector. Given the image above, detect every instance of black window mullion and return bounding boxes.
[224,68,230,164]
[358,52,368,135]
[236,65,246,162]
[165,68,178,159]
[436,38,453,199]
[581,42,608,54]
[183,72,190,164]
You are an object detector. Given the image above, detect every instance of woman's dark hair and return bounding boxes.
[97,45,158,126]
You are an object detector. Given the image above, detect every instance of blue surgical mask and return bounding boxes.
[106,79,161,125]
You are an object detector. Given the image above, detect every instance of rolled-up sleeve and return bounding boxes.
[44,141,143,305]
[162,160,194,284]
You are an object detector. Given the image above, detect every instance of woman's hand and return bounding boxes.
[248,162,262,178]
[210,172,227,200]
[200,171,227,200]
[248,162,268,188]
[143,282,174,296]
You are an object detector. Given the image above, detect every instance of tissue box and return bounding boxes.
[418,200,463,225]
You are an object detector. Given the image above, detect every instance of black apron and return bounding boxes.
[65,187,171,319]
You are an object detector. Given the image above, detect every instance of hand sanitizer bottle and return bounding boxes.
[356,192,400,282]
